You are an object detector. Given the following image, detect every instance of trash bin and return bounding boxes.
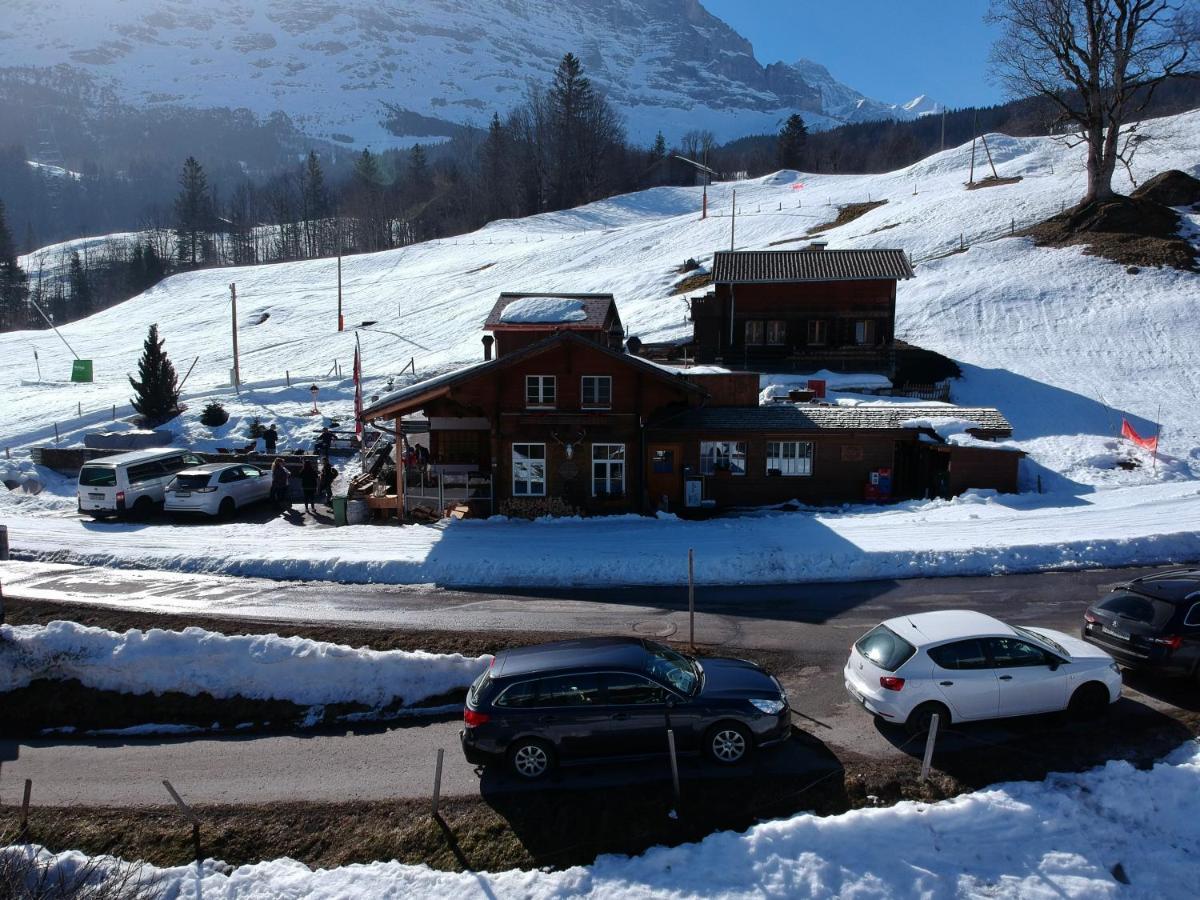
[331,496,348,527]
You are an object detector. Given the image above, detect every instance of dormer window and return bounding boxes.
[526,375,556,408]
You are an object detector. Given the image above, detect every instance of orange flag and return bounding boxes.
[1121,419,1158,452]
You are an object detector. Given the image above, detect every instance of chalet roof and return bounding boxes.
[484,292,619,330]
[649,405,1013,436]
[711,249,915,284]
[360,330,703,420]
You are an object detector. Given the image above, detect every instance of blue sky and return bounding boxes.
[702,0,1004,109]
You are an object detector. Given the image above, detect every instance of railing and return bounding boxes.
[403,469,493,517]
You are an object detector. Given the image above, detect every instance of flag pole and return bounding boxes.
[1153,404,1161,472]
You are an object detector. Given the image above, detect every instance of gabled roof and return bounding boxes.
[711,249,915,283]
[484,292,619,330]
[360,330,704,420]
[649,405,1013,436]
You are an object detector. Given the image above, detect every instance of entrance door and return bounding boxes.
[646,443,683,511]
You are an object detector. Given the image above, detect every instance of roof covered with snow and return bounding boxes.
[485,292,618,330]
[712,248,915,283]
[650,405,1012,436]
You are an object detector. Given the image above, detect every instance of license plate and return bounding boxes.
[1102,625,1130,641]
[848,685,864,703]
[174,491,191,497]
[88,493,104,499]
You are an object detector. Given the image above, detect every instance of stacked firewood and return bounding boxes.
[499,497,580,519]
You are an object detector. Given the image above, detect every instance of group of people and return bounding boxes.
[266,425,339,515]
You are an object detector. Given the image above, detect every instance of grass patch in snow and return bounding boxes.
[805,198,888,235]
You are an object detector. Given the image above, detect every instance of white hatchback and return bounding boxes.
[164,463,271,518]
[844,610,1122,734]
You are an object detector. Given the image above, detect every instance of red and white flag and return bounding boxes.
[353,342,363,437]
[1121,418,1158,452]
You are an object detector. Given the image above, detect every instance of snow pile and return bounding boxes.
[498,296,589,323]
[8,740,1199,898]
[760,370,893,403]
[901,416,984,440]
[0,621,490,707]
[3,482,1198,586]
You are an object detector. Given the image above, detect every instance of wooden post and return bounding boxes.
[337,245,344,332]
[77,401,81,417]
[688,548,695,650]
[19,779,31,835]
[395,419,405,522]
[286,370,291,387]
[919,713,940,781]
[163,780,202,862]
[431,748,445,817]
[53,422,59,443]
[112,404,116,420]
[230,283,241,393]
[666,729,681,814]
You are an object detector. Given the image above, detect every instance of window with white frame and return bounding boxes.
[744,320,765,346]
[525,375,556,408]
[581,375,612,409]
[592,444,625,496]
[855,319,877,346]
[766,441,814,476]
[700,441,747,475]
[766,320,787,345]
[512,443,546,496]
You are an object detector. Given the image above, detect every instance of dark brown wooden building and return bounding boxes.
[690,246,915,372]
[484,293,624,358]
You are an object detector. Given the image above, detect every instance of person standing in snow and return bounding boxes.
[315,427,334,456]
[300,457,319,513]
[270,458,290,511]
[264,424,279,455]
[319,456,338,505]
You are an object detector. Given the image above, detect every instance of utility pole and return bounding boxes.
[968,111,978,185]
[940,106,946,154]
[336,221,344,332]
[230,282,241,392]
[730,188,736,250]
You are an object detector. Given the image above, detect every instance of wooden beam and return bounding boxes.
[395,418,404,523]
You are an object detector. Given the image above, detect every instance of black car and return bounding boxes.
[1081,569,1200,679]
[460,637,791,779]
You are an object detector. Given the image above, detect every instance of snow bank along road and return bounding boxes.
[11,741,1200,899]
[2,560,1193,806]
[4,482,1200,587]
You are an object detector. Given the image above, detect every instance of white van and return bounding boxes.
[77,448,206,519]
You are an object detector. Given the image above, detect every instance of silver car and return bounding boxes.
[164,463,271,518]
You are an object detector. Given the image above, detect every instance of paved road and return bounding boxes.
[0,560,1189,807]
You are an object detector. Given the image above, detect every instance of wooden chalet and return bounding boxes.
[689,245,914,373]
[359,291,1022,518]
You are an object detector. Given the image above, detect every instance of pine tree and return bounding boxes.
[67,249,92,316]
[648,131,667,166]
[300,151,329,258]
[408,143,431,204]
[482,112,511,220]
[128,323,181,424]
[777,114,808,170]
[0,198,30,331]
[173,156,214,267]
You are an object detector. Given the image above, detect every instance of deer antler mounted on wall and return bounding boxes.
[550,427,588,459]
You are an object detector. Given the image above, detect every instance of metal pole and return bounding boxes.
[28,298,81,360]
[337,243,344,332]
[968,112,977,185]
[432,748,445,816]
[688,548,695,650]
[178,355,201,393]
[395,419,405,523]
[33,348,41,381]
[919,713,940,781]
[19,779,31,834]
[667,729,681,811]
[230,283,241,392]
[730,188,736,250]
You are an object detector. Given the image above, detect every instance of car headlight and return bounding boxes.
[749,698,786,715]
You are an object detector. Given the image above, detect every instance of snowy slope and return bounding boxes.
[9,739,1200,898]
[0,0,927,145]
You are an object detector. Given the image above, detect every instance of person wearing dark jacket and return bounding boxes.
[264,424,279,454]
[270,458,290,511]
[300,458,319,513]
[319,457,338,505]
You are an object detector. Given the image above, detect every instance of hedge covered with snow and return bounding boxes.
[0,621,490,708]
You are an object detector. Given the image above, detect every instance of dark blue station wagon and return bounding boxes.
[460,637,791,779]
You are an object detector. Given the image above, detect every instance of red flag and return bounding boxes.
[1121,419,1158,452]
[353,343,363,437]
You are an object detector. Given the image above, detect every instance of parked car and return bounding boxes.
[164,463,272,517]
[77,449,206,519]
[844,610,1121,735]
[1081,569,1200,679]
[460,637,791,779]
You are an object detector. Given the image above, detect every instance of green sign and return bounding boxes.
[71,359,94,383]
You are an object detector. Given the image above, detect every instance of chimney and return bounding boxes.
[481,334,494,361]
[809,240,828,251]
[625,335,642,356]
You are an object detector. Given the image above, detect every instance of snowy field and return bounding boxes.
[0,621,489,706]
[2,110,1199,585]
[8,739,1199,899]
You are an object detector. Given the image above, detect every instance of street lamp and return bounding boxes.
[309,383,320,416]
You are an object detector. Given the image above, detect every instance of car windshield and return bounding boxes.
[79,466,116,487]
[1013,625,1066,656]
[171,473,214,490]
[855,625,916,672]
[644,642,700,695]
[1097,592,1176,628]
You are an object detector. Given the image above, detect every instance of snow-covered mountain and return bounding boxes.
[0,0,935,147]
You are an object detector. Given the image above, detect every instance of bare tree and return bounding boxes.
[988,0,1196,204]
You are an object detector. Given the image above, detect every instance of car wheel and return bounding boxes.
[218,497,236,519]
[706,722,752,765]
[131,496,155,520]
[1068,682,1109,719]
[905,702,950,737]
[508,738,555,780]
